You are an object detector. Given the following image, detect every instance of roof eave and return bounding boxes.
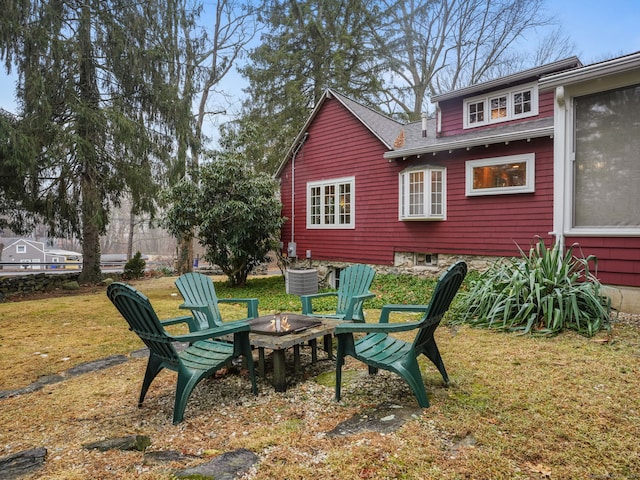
[432,57,582,103]
[540,51,640,90]
[383,126,554,159]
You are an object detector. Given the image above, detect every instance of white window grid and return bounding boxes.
[464,83,538,129]
[307,177,355,229]
[399,166,446,220]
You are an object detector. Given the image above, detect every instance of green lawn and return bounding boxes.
[0,273,638,479]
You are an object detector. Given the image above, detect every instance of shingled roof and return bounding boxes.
[275,89,402,177]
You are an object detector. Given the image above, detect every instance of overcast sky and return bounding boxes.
[1,1,638,116]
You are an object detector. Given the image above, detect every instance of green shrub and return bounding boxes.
[451,238,611,337]
[123,252,146,280]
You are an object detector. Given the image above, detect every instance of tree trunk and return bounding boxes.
[175,234,193,275]
[127,206,135,259]
[76,4,103,284]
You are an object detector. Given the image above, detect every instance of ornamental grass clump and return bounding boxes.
[452,238,611,337]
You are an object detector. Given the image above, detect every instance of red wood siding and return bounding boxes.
[565,237,640,287]
[438,89,555,137]
[279,97,555,266]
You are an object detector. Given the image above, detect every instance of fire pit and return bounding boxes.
[248,314,322,336]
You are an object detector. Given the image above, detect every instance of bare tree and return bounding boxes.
[373,0,574,121]
[173,0,262,274]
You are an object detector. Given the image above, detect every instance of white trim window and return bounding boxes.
[466,154,535,196]
[16,244,26,254]
[307,177,355,229]
[399,166,446,220]
[464,83,538,128]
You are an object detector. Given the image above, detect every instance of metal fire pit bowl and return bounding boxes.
[248,314,322,336]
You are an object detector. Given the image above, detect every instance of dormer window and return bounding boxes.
[464,83,538,129]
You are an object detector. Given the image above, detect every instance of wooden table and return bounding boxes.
[247,314,341,392]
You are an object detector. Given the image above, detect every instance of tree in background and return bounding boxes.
[170,0,262,275]
[238,0,573,171]
[372,0,574,121]
[238,0,383,172]
[162,156,284,286]
[0,1,197,283]
[0,108,38,234]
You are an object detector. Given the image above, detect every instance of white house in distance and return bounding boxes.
[0,238,82,270]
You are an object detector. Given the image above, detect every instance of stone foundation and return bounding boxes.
[288,253,493,289]
[288,254,640,313]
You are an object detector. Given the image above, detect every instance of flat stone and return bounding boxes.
[326,402,423,436]
[0,447,47,479]
[84,435,151,452]
[0,355,129,399]
[174,448,259,479]
[65,355,128,376]
[144,450,198,465]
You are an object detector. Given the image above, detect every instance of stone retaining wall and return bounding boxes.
[0,272,82,300]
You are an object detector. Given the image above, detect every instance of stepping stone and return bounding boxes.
[326,402,422,436]
[174,448,259,479]
[0,447,47,479]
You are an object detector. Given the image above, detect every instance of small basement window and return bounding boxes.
[414,253,437,266]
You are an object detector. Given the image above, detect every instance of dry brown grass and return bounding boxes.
[1,276,639,479]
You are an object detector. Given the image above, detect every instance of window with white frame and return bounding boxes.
[572,83,640,230]
[307,177,355,228]
[16,244,26,254]
[464,83,538,129]
[466,154,535,196]
[399,166,446,220]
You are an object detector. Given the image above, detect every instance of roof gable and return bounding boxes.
[275,89,402,177]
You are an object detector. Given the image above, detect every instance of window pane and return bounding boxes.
[490,96,507,119]
[339,183,351,224]
[409,171,424,215]
[473,162,527,189]
[574,84,640,227]
[431,170,443,216]
[324,185,335,224]
[469,101,484,124]
[514,90,531,115]
[310,186,321,224]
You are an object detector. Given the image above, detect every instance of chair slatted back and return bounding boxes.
[107,282,180,366]
[335,264,376,316]
[175,272,223,329]
[413,261,467,351]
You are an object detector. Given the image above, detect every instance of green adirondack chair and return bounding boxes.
[107,282,257,424]
[175,272,259,331]
[300,264,376,322]
[334,261,467,408]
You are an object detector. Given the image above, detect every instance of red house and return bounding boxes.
[275,54,640,312]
